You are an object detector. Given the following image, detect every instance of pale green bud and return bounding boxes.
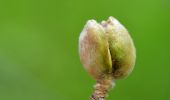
[79,17,136,80]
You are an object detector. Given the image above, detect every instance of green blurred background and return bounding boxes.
[0,0,170,100]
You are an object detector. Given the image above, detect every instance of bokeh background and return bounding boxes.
[0,0,170,100]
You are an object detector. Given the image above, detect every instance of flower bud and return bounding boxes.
[79,17,136,80]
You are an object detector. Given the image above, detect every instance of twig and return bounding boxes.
[90,76,115,100]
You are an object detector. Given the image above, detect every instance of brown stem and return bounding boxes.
[90,76,115,100]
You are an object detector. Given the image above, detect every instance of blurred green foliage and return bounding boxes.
[0,0,170,100]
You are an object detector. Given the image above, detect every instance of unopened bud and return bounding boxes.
[79,17,136,80]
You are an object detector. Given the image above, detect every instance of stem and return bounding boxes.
[90,76,115,100]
